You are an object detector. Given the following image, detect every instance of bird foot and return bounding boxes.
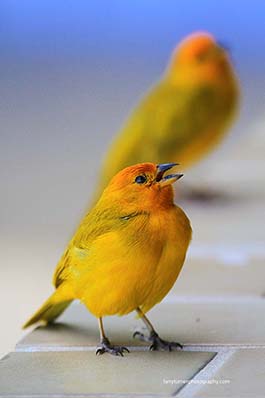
[96,337,130,356]
[133,330,182,351]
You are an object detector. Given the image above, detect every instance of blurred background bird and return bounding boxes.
[93,31,239,201]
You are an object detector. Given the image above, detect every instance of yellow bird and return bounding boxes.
[94,31,239,201]
[24,162,192,355]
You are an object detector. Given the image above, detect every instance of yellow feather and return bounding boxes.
[23,163,191,330]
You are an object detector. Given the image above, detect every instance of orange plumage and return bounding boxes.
[24,162,192,355]
[94,32,239,201]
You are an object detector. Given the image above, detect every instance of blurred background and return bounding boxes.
[1,0,265,357]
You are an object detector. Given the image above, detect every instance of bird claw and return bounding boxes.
[133,330,182,351]
[149,337,183,351]
[132,330,150,343]
[96,338,130,356]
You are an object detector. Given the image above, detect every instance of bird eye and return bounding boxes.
[135,175,147,184]
[196,51,208,62]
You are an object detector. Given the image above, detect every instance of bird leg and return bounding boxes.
[96,317,130,356]
[133,307,183,351]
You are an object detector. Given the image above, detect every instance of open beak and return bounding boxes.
[156,163,183,187]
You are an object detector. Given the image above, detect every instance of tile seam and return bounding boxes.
[175,348,236,398]
[14,344,265,353]
[0,394,164,398]
[163,295,265,303]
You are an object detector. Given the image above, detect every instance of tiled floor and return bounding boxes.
[1,160,265,396]
[0,351,216,396]
[192,350,265,398]
[0,296,263,397]
[16,301,265,349]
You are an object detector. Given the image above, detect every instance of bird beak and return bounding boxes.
[156,163,183,187]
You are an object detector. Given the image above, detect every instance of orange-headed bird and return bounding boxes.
[94,32,239,201]
[24,163,192,355]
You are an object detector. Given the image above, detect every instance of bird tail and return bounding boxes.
[23,288,73,329]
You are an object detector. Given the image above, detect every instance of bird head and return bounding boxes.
[101,162,183,211]
[167,31,233,84]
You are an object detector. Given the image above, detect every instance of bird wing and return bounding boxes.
[104,81,228,172]
[53,207,148,288]
[132,82,227,158]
